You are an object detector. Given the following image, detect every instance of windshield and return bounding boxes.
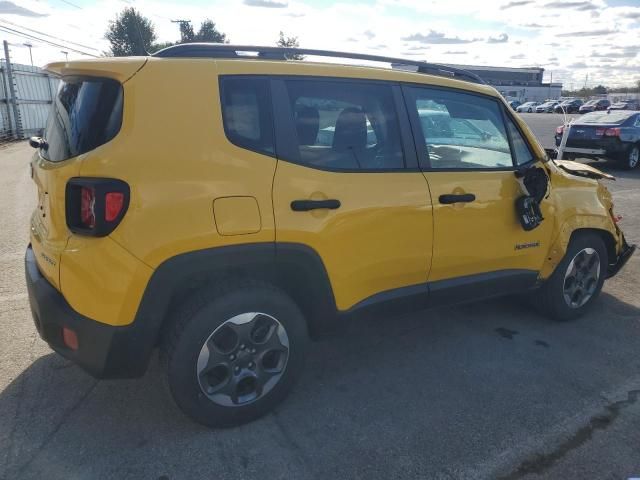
[42,76,123,162]
[577,111,632,124]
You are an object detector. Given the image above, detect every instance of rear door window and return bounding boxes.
[281,79,405,171]
[43,77,123,162]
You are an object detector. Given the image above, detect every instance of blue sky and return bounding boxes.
[1,0,639,87]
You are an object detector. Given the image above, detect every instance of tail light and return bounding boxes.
[604,128,621,137]
[596,128,605,136]
[555,126,564,135]
[66,178,130,236]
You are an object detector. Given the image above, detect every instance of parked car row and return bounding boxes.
[511,98,639,114]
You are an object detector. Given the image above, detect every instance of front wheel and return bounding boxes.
[163,281,308,428]
[538,233,607,321]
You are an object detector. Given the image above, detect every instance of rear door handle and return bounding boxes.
[290,199,341,211]
[439,193,476,204]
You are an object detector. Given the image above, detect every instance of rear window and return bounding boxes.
[578,112,632,124]
[42,77,123,162]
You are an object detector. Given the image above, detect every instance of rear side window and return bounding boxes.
[405,86,513,170]
[220,77,274,156]
[283,79,405,171]
[43,77,123,162]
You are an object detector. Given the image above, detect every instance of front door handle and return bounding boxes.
[439,193,476,204]
[291,199,341,211]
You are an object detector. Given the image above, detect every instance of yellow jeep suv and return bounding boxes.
[25,44,634,427]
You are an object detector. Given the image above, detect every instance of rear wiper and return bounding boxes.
[29,136,48,150]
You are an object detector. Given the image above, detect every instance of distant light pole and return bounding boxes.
[24,42,33,66]
[61,50,68,61]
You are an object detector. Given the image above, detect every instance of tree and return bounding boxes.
[173,19,227,44]
[277,31,304,60]
[178,21,195,43]
[105,8,156,56]
[592,84,607,94]
[196,20,228,43]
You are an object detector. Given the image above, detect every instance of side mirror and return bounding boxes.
[29,136,48,150]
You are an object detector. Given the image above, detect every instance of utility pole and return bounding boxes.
[24,42,33,66]
[3,40,22,138]
[171,19,192,39]
[61,50,68,61]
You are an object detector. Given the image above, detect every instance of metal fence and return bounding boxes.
[0,40,58,142]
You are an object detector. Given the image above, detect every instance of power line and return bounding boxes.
[0,19,100,52]
[57,0,82,9]
[0,25,98,57]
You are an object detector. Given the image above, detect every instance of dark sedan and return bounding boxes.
[554,99,583,113]
[555,110,640,169]
[579,99,610,113]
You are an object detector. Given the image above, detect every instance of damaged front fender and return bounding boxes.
[554,160,616,181]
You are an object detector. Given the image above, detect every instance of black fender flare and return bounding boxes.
[130,242,338,374]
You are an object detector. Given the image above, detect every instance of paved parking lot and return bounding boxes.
[1,114,639,480]
[517,112,580,150]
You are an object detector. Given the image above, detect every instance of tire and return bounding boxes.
[538,233,607,321]
[621,144,640,170]
[163,280,309,428]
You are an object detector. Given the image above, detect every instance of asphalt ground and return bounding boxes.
[1,115,639,480]
[517,112,580,150]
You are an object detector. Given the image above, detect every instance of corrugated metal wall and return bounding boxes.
[0,59,58,141]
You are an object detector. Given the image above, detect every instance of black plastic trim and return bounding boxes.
[152,44,485,84]
[27,237,541,378]
[439,193,475,204]
[607,239,635,278]
[428,269,538,305]
[291,199,341,211]
[25,244,147,378]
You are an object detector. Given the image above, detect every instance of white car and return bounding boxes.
[516,101,540,113]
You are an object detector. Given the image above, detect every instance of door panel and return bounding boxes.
[273,164,432,310]
[403,85,554,284]
[271,77,433,311]
[424,170,552,281]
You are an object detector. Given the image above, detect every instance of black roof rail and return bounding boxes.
[152,43,487,85]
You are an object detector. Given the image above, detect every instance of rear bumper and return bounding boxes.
[25,244,150,379]
[554,136,627,157]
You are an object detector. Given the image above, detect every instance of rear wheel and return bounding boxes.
[538,233,607,321]
[163,281,308,428]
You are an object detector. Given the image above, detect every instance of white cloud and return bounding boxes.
[0,0,636,88]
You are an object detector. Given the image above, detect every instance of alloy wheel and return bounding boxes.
[629,147,639,169]
[563,248,601,309]
[196,312,290,407]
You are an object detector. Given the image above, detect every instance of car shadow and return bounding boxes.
[1,291,639,479]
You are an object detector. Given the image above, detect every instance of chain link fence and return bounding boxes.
[0,40,58,144]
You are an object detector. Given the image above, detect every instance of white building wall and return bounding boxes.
[493,84,563,103]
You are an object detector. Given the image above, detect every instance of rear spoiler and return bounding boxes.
[44,57,148,83]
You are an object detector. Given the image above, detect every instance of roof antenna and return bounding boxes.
[132,9,150,56]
